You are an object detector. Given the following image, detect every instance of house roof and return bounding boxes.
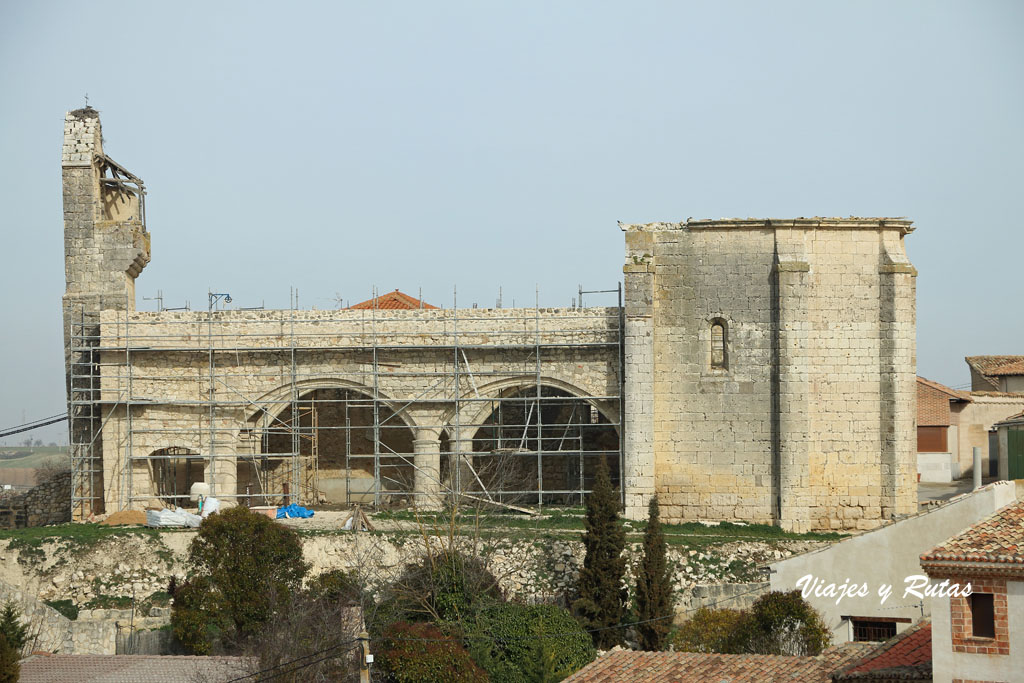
[992,409,1024,427]
[832,619,931,682]
[348,289,438,310]
[920,499,1024,577]
[19,654,251,682]
[563,644,871,683]
[916,376,970,402]
[967,355,1024,380]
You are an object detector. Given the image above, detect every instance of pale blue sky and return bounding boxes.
[1,1,1022,444]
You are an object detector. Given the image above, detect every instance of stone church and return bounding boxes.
[62,108,917,532]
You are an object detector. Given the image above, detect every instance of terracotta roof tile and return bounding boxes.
[920,499,1024,574]
[348,290,437,310]
[966,355,1024,378]
[19,654,251,682]
[563,644,871,682]
[916,376,970,402]
[833,619,931,681]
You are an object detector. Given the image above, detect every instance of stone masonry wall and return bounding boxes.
[93,307,623,511]
[0,471,72,529]
[621,218,917,531]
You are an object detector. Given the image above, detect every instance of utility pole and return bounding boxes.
[359,630,372,683]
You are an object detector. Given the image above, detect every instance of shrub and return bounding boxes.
[171,576,228,655]
[740,590,831,656]
[376,621,487,683]
[672,607,748,654]
[245,576,365,683]
[634,496,674,650]
[171,506,309,653]
[672,592,831,656]
[572,455,626,649]
[468,603,596,683]
[384,551,503,625]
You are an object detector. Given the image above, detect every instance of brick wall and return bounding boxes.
[949,576,1009,657]
[919,380,952,427]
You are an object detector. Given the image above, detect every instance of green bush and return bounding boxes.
[376,621,487,683]
[384,551,503,624]
[170,576,229,655]
[672,607,748,653]
[171,506,309,653]
[740,590,832,656]
[672,592,831,656]
[468,603,596,683]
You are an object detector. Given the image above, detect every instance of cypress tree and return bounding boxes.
[0,602,26,655]
[635,495,674,650]
[572,455,626,649]
[0,633,18,683]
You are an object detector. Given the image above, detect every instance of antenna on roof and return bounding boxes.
[84,93,89,107]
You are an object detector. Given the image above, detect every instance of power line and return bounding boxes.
[0,414,67,439]
[225,583,768,681]
[225,637,360,682]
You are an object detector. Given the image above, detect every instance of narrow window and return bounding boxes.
[711,320,727,370]
[970,593,995,638]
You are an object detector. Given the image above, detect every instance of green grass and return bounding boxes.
[372,508,842,546]
[43,599,79,621]
[83,594,133,610]
[0,446,68,469]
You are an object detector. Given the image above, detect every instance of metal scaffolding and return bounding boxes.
[68,287,624,519]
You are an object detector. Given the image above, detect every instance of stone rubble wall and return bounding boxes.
[0,580,116,655]
[0,471,71,529]
[2,525,825,651]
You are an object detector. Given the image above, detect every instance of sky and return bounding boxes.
[1,1,1022,445]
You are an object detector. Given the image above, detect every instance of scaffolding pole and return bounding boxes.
[67,287,625,518]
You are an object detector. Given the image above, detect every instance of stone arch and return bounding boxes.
[147,446,203,506]
[443,377,621,506]
[244,377,418,431]
[240,379,418,506]
[446,375,620,432]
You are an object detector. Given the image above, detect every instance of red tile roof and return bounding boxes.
[832,619,931,681]
[920,499,1024,576]
[19,654,251,682]
[966,355,1024,377]
[917,376,971,427]
[563,644,871,683]
[348,290,437,310]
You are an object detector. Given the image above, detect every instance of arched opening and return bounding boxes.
[711,318,728,370]
[149,447,203,506]
[466,386,620,505]
[248,388,415,506]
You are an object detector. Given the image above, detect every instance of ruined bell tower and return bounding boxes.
[62,107,150,518]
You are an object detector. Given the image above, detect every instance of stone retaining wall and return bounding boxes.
[0,471,71,529]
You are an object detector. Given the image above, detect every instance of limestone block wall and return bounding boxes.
[621,218,917,531]
[93,307,622,511]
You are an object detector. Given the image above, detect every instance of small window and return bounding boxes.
[711,320,728,370]
[970,593,995,638]
[851,619,898,642]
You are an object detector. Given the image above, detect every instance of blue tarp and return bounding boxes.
[276,503,315,519]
